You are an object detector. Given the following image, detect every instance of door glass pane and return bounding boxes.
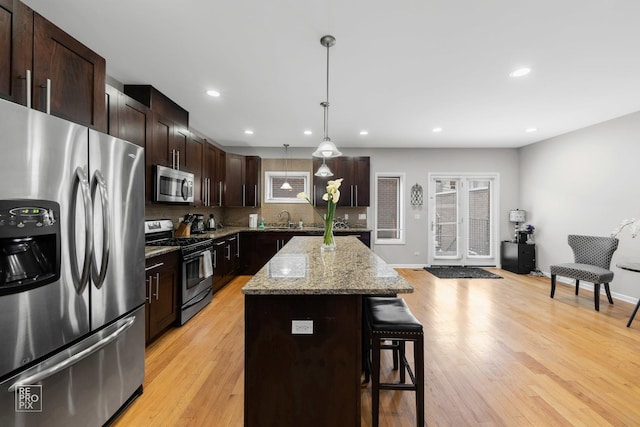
[434,179,458,257]
[467,180,491,257]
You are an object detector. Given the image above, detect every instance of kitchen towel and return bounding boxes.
[200,250,213,279]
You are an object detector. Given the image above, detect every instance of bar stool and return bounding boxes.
[364,296,425,427]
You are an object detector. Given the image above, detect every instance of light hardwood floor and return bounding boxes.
[113,269,640,426]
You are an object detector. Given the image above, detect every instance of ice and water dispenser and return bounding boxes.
[0,200,60,295]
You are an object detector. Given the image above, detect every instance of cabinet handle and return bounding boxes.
[254,184,258,207]
[172,149,176,169]
[43,78,51,114]
[355,185,358,207]
[242,184,246,206]
[25,69,32,109]
[226,244,231,260]
[146,276,152,303]
[350,185,354,207]
[218,181,223,206]
[213,250,217,269]
[208,179,211,206]
[236,234,240,257]
[177,151,180,170]
[155,272,160,301]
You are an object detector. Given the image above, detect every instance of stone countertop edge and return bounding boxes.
[242,236,413,296]
[145,227,372,259]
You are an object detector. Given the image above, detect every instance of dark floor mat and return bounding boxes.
[424,266,503,279]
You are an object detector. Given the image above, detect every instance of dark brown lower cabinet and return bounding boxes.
[244,294,361,427]
[145,251,179,344]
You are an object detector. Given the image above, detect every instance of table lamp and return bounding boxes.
[509,209,526,242]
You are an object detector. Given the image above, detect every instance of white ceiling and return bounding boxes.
[23,0,640,150]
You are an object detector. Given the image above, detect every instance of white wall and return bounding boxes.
[368,148,519,265]
[520,111,640,301]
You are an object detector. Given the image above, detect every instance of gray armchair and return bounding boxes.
[550,235,619,311]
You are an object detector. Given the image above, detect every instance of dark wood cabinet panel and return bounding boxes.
[1,0,32,105]
[145,251,179,344]
[211,233,240,292]
[32,13,106,131]
[214,147,225,207]
[202,142,225,207]
[0,0,13,99]
[245,294,361,427]
[225,153,245,207]
[186,132,204,206]
[245,156,261,208]
[313,157,370,207]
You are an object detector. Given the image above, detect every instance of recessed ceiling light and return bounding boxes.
[244,130,254,135]
[525,127,537,133]
[509,67,531,78]
[304,130,313,135]
[206,89,220,97]
[359,130,368,136]
[432,127,443,133]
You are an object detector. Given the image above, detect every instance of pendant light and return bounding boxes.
[280,144,292,190]
[314,158,333,177]
[312,35,342,159]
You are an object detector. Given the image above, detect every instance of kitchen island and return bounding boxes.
[242,236,413,427]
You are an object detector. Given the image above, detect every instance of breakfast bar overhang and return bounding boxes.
[242,236,414,427]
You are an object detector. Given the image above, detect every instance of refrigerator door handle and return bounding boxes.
[70,166,93,295]
[7,315,136,393]
[91,170,110,289]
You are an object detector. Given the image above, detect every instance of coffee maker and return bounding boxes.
[190,214,205,234]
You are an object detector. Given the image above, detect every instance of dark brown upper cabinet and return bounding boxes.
[1,1,106,131]
[313,156,370,207]
[224,154,261,208]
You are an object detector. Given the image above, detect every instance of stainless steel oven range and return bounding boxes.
[145,220,213,324]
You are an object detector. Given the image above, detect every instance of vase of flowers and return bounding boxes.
[524,224,535,244]
[297,178,343,251]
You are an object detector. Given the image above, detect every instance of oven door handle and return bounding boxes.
[182,247,213,262]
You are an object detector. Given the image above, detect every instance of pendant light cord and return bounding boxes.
[323,41,330,140]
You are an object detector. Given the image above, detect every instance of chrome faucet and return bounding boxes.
[277,210,292,228]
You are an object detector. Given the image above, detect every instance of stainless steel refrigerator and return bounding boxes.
[0,98,145,426]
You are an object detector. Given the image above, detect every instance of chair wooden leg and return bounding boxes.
[604,283,614,304]
[575,279,580,295]
[398,341,406,384]
[414,336,425,427]
[594,283,600,311]
[372,335,381,427]
[551,274,556,298]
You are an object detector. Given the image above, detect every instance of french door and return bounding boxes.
[427,174,499,266]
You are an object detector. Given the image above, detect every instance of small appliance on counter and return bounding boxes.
[207,214,216,230]
[191,214,205,234]
[249,214,258,229]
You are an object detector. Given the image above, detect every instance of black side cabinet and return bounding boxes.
[501,241,535,274]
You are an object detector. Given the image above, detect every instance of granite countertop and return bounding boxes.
[145,227,371,259]
[242,236,413,295]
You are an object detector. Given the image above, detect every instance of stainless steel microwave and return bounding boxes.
[154,165,194,203]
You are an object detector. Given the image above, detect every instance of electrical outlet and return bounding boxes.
[358,213,366,220]
[344,214,349,220]
[291,320,313,335]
